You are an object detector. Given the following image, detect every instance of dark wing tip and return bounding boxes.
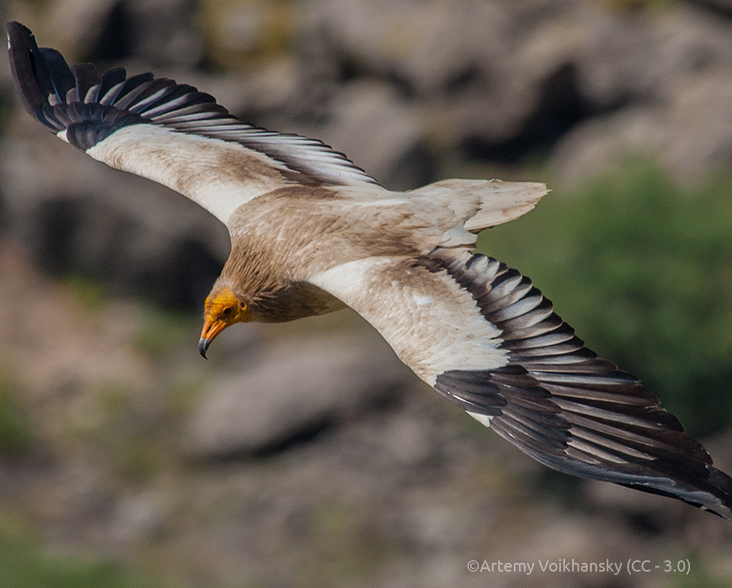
[6,21,47,115]
[5,22,149,148]
[446,364,732,519]
[7,21,77,119]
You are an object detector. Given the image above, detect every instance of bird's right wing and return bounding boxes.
[310,251,732,519]
[6,22,381,226]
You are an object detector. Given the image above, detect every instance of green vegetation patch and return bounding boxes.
[63,273,107,311]
[0,505,164,588]
[132,305,200,358]
[0,378,33,457]
[674,554,732,588]
[0,538,164,588]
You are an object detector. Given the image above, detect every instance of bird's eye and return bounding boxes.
[222,307,233,316]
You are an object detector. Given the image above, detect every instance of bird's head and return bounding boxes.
[199,286,250,358]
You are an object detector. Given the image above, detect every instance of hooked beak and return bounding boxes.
[198,316,229,359]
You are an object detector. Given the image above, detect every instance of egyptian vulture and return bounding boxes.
[7,21,732,518]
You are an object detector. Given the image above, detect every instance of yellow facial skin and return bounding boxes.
[199,288,250,358]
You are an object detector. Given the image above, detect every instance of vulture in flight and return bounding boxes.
[7,21,732,519]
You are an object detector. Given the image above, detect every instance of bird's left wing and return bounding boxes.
[6,22,380,226]
[310,250,732,519]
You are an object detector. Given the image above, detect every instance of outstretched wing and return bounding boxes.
[310,251,732,519]
[6,22,381,226]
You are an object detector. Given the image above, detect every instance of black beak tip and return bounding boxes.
[198,337,209,359]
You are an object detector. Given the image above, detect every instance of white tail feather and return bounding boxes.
[411,179,549,233]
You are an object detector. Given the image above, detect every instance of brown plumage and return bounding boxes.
[7,20,732,519]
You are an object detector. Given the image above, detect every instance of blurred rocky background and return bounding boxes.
[1,0,732,586]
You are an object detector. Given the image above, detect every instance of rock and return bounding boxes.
[125,0,203,67]
[198,0,295,70]
[301,0,513,95]
[289,81,437,190]
[448,4,589,143]
[48,0,203,66]
[109,490,171,547]
[430,1,732,168]
[320,405,443,477]
[551,3,732,182]
[551,68,732,184]
[579,3,732,106]
[300,0,549,162]
[685,0,732,18]
[572,5,664,110]
[171,56,301,122]
[0,189,6,236]
[184,333,413,458]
